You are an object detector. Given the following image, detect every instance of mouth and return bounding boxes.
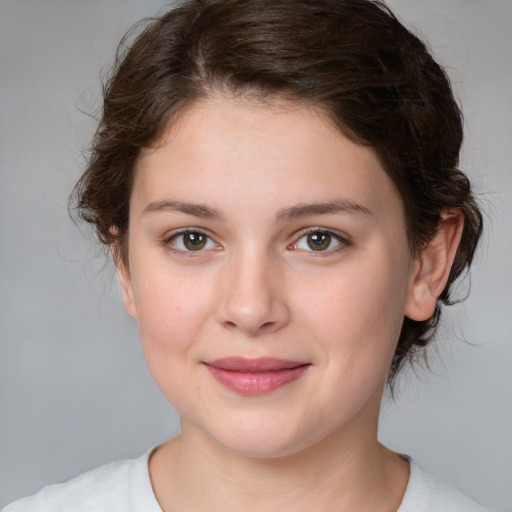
[203,357,311,395]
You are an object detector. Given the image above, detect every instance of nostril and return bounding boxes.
[221,319,278,336]
[217,279,291,336]
[222,320,238,331]
[259,321,277,333]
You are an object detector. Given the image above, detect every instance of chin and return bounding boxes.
[218,435,306,460]
[202,413,327,460]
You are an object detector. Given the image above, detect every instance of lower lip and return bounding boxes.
[205,365,310,395]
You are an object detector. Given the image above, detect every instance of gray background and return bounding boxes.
[0,1,510,510]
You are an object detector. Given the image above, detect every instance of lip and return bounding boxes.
[204,357,310,395]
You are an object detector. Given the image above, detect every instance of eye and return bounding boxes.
[290,229,348,253]
[166,230,218,252]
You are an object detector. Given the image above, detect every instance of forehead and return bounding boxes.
[132,97,404,223]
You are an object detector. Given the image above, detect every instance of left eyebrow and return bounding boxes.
[276,199,373,222]
[141,200,224,219]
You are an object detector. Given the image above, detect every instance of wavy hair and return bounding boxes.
[72,0,483,384]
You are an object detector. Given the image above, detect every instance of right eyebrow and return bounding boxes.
[141,200,224,219]
[276,199,373,222]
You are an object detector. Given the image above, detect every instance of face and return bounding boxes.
[118,97,420,458]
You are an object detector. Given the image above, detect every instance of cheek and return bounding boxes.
[297,251,411,370]
[131,269,213,364]
[131,275,211,412]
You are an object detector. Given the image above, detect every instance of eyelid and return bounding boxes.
[288,227,352,253]
[164,227,221,254]
[161,226,350,255]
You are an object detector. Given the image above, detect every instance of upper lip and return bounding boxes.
[204,357,309,372]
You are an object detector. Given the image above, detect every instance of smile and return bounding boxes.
[204,357,311,395]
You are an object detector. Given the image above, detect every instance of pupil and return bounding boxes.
[185,233,206,250]
[307,232,330,251]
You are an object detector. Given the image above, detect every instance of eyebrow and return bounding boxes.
[141,198,372,221]
[142,200,224,219]
[276,199,372,221]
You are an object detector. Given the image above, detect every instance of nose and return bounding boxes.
[216,250,290,336]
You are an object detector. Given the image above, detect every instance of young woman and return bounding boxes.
[4,0,490,510]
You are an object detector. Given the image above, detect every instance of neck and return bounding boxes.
[149,411,409,511]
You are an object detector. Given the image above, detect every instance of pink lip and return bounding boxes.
[204,357,310,395]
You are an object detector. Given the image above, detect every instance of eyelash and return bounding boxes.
[163,227,351,256]
[164,228,219,255]
[289,228,351,255]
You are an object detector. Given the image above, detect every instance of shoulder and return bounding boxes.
[2,449,160,512]
[398,458,491,512]
[3,459,133,512]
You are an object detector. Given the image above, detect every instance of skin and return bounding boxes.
[117,97,463,511]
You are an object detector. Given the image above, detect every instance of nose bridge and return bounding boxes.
[218,244,289,336]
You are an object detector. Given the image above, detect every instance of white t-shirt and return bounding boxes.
[3,450,490,512]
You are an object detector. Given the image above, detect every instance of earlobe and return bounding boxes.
[405,209,464,321]
[112,244,138,320]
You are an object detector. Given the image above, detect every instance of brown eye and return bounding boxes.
[291,229,347,254]
[183,232,207,250]
[306,232,332,251]
[168,230,217,252]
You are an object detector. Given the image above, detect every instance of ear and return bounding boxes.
[112,243,138,320]
[405,209,464,321]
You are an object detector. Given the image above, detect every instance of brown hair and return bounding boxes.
[72,0,483,384]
